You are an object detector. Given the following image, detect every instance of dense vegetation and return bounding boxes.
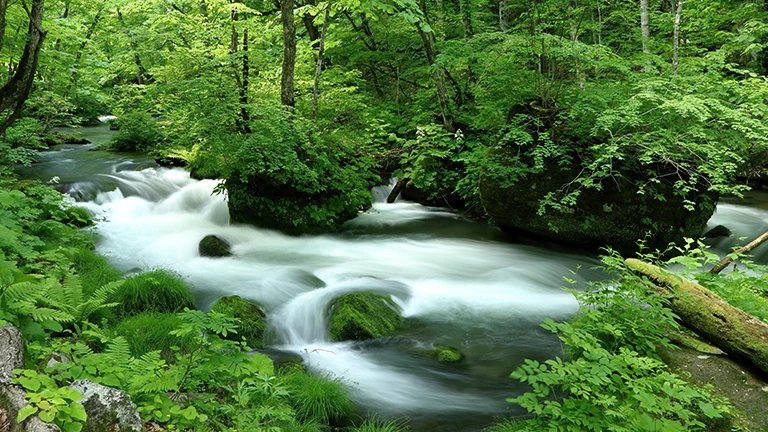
[3,0,768,430]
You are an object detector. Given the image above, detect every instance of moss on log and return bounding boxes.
[625,258,768,374]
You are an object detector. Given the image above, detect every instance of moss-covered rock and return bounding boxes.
[328,293,404,341]
[479,152,717,255]
[210,295,266,348]
[704,225,732,239]
[417,345,464,364]
[198,235,231,258]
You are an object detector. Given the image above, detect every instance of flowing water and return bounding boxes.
[18,123,768,431]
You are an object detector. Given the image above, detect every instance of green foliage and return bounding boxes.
[329,293,405,341]
[280,368,352,424]
[112,269,196,318]
[13,369,87,432]
[351,417,409,432]
[113,312,194,361]
[108,112,164,152]
[66,248,123,296]
[209,295,266,349]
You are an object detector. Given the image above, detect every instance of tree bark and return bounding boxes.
[640,0,650,54]
[302,0,320,42]
[281,0,296,109]
[240,28,251,132]
[626,258,768,375]
[672,0,683,74]
[0,0,8,53]
[387,177,408,203]
[0,0,46,137]
[117,8,146,85]
[709,231,768,275]
[68,6,104,90]
[499,0,507,31]
[416,0,456,132]
[312,0,332,118]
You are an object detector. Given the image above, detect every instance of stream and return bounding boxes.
[16,122,768,431]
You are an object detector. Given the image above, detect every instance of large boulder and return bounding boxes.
[479,157,717,255]
[0,326,61,432]
[69,380,142,432]
[198,235,231,258]
[328,293,404,341]
[210,296,266,348]
[0,326,24,385]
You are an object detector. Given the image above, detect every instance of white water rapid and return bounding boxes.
[62,163,604,430]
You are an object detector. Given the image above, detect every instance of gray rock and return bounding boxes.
[0,326,24,385]
[45,352,72,370]
[0,385,61,432]
[198,235,231,258]
[69,380,142,432]
[704,224,732,239]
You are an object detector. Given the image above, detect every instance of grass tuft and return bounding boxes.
[280,368,352,424]
[112,269,196,317]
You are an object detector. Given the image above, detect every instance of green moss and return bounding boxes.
[279,368,352,424]
[113,312,195,361]
[416,345,464,364]
[209,295,266,348]
[328,293,404,341]
[112,269,196,318]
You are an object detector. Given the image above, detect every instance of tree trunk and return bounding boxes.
[499,0,508,31]
[387,177,408,203]
[0,0,46,137]
[672,0,683,74]
[416,0,456,132]
[626,258,768,375]
[68,6,104,91]
[460,0,473,40]
[0,0,8,53]
[640,0,650,54]
[302,0,320,42]
[312,0,332,118]
[240,28,251,132]
[117,9,146,85]
[710,231,768,275]
[281,0,296,109]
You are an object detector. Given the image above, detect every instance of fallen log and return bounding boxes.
[626,258,768,374]
[710,230,768,274]
[386,177,408,204]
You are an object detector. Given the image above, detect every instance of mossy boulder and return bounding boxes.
[417,345,464,364]
[479,153,717,255]
[198,235,231,258]
[328,293,404,341]
[704,225,732,239]
[210,295,266,348]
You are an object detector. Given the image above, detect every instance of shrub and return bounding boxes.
[280,368,352,424]
[113,312,194,361]
[109,111,163,152]
[112,269,196,317]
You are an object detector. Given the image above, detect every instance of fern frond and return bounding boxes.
[29,307,75,323]
[4,281,43,303]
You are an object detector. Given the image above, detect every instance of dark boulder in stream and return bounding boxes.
[329,293,405,341]
[199,235,231,257]
[479,155,718,255]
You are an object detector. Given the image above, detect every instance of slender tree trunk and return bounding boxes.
[52,2,68,53]
[460,0,473,39]
[435,0,445,31]
[281,0,296,109]
[0,0,46,136]
[416,0,456,132]
[68,6,104,91]
[312,0,332,118]
[117,9,146,85]
[0,0,8,52]
[499,0,507,31]
[672,0,683,74]
[640,0,650,54]
[240,28,251,132]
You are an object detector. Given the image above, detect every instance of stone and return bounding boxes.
[0,386,61,432]
[210,295,266,348]
[69,380,142,432]
[198,235,231,258]
[328,293,405,341]
[479,153,718,255]
[704,225,732,239]
[0,326,24,385]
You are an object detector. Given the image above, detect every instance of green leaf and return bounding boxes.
[17,405,37,423]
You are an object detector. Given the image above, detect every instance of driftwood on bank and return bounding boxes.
[626,258,768,374]
[709,230,768,274]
